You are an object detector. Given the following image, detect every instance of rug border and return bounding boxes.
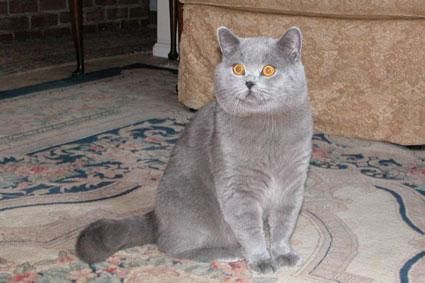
[0,63,177,100]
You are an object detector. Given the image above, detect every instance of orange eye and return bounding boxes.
[232,63,245,76]
[261,65,276,77]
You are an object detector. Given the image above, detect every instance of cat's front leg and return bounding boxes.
[268,186,304,268]
[220,191,274,273]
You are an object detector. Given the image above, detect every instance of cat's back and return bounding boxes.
[177,101,217,149]
[159,100,218,184]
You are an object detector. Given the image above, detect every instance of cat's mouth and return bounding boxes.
[238,90,262,105]
[237,91,252,101]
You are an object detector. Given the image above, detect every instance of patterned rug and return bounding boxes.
[0,69,424,282]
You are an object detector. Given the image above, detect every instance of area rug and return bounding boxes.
[0,69,424,282]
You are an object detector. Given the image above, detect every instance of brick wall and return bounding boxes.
[0,0,150,41]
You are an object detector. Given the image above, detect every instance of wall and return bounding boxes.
[0,0,150,41]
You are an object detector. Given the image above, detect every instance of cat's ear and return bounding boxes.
[277,27,303,63]
[217,26,240,57]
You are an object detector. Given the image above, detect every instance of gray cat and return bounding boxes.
[76,26,313,274]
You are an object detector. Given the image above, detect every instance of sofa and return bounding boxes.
[178,0,425,146]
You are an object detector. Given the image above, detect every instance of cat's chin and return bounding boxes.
[222,102,271,117]
[222,101,292,118]
[217,91,281,117]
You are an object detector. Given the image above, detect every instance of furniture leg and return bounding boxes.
[178,1,183,45]
[168,0,178,60]
[69,0,85,77]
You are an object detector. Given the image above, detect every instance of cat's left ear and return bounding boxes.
[277,27,303,64]
[217,26,240,57]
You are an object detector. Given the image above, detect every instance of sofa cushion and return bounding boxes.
[181,0,425,18]
[178,4,425,145]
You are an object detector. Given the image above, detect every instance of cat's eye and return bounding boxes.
[261,65,276,77]
[232,63,245,76]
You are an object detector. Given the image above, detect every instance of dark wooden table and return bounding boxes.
[68,0,180,78]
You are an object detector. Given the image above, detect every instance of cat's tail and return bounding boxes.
[75,211,157,264]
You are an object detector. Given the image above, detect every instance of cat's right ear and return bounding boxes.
[277,27,303,64]
[217,26,240,57]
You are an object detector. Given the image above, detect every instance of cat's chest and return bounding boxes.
[219,138,297,181]
[213,135,310,210]
[217,132,310,182]
[222,134,293,167]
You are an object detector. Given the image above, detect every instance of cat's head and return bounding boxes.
[215,26,307,117]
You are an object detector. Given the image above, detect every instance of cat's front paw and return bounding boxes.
[273,252,301,267]
[248,258,276,274]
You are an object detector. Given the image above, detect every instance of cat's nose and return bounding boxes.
[245,81,255,89]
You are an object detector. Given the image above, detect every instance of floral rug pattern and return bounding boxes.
[0,119,184,203]
[1,246,256,283]
[0,118,424,282]
[311,133,425,196]
[0,69,424,282]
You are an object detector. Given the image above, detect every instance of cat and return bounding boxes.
[76,26,313,274]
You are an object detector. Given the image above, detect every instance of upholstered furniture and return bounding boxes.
[178,0,425,145]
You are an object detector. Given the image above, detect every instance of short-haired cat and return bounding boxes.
[76,26,313,273]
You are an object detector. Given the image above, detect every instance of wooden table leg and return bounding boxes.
[69,0,84,77]
[168,0,178,60]
[178,1,183,44]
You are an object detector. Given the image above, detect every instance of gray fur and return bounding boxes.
[76,26,313,274]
